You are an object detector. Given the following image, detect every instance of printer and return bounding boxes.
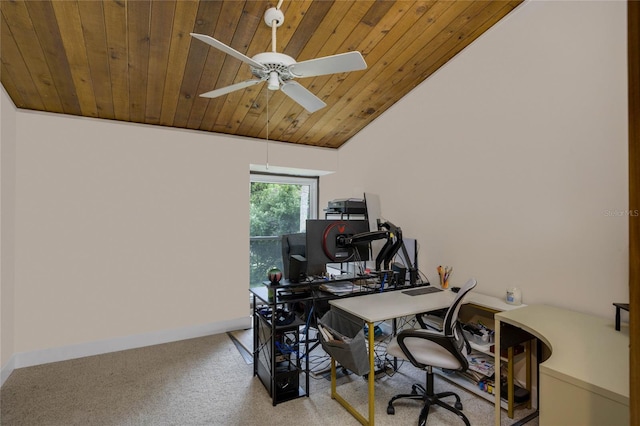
[326,198,367,214]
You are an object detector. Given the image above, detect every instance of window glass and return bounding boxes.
[249,173,318,287]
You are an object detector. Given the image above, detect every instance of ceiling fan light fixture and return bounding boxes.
[190,0,367,113]
[267,72,280,91]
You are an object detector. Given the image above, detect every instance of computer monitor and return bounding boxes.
[281,233,306,282]
[305,219,370,277]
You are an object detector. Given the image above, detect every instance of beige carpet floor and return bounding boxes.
[0,331,538,425]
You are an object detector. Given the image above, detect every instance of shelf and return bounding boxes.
[456,302,532,419]
[434,369,513,411]
[469,341,526,363]
[256,311,305,330]
[252,291,309,406]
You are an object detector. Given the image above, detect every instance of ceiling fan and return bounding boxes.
[190,1,367,113]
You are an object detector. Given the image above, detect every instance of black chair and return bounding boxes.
[386,278,477,426]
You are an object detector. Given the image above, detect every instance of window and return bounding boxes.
[250,173,318,287]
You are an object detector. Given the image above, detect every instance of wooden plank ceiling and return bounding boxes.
[1,0,522,149]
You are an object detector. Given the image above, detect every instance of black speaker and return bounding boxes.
[288,254,307,283]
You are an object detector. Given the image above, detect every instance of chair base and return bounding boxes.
[387,372,471,426]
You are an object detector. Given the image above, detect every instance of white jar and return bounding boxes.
[506,287,522,305]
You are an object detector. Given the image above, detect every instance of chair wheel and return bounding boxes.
[411,385,419,395]
[387,405,395,415]
[455,401,463,410]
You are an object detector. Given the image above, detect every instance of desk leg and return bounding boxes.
[525,340,532,409]
[508,346,514,418]
[367,320,375,425]
[494,319,502,426]
[329,320,376,426]
[331,357,337,399]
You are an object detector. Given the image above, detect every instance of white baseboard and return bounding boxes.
[0,354,16,388]
[0,316,251,388]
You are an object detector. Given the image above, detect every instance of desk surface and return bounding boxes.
[328,287,529,426]
[496,304,629,405]
[329,288,456,322]
[329,288,523,323]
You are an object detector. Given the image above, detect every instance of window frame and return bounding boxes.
[250,172,319,222]
[249,172,319,288]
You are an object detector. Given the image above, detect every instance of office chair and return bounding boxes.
[386,278,477,426]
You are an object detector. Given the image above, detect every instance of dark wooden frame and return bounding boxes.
[628,1,639,424]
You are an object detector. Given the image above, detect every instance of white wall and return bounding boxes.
[2,102,337,369]
[1,86,17,377]
[323,0,628,319]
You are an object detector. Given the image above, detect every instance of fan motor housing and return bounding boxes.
[251,52,297,81]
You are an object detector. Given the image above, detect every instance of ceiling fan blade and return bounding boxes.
[190,33,267,71]
[280,81,326,113]
[199,79,263,98]
[289,51,367,78]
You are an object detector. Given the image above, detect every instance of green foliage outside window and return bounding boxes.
[250,182,309,287]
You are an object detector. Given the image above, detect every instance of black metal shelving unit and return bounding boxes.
[251,286,310,405]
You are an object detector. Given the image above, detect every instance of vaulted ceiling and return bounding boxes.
[1,0,522,149]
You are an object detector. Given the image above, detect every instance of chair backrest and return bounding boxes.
[394,278,478,371]
[442,278,477,335]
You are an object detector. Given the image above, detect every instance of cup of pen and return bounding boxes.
[438,265,452,289]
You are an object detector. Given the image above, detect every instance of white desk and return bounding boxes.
[329,289,455,425]
[331,288,457,324]
[494,305,630,426]
[328,289,520,425]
